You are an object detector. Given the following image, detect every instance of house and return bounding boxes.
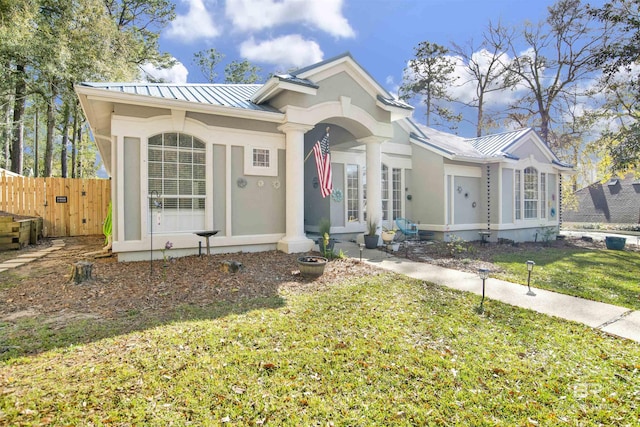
[563,173,640,225]
[75,53,573,261]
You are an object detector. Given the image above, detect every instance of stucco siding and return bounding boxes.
[123,137,141,241]
[188,112,280,134]
[502,168,514,224]
[453,176,482,225]
[410,145,445,225]
[512,137,549,163]
[212,144,226,234]
[271,72,390,123]
[231,147,286,235]
[330,163,345,227]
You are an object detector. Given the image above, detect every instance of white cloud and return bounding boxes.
[166,0,221,43]
[240,35,323,69]
[140,60,189,83]
[226,0,354,38]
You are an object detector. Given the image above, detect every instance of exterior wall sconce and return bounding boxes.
[526,260,536,296]
[478,268,490,313]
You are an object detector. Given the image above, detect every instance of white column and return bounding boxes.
[365,137,383,233]
[277,123,315,253]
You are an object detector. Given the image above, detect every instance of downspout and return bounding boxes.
[486,164,491,238]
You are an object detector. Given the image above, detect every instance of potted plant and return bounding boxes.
[364,218,379,249]
[381,227,396,244]
[297,255,328,277]
[317,218,335,254]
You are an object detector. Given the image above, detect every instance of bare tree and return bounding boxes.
[490,0,611,147]
[450,23,515,136]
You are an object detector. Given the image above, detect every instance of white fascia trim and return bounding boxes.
[375,99,412,121]
[382,141,412,156]
[111,115,285,149]
[410,137,455,160]
[444,164,482,178]
[251,77,317,104]
[79,86,284,123]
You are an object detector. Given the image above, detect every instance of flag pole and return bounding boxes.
[304,126,330,162]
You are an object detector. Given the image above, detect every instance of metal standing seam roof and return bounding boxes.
[466,128,532,157]
[79,82,281,113]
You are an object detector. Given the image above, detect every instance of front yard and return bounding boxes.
[403,237,640,310]
[0,235,639,425]
[1,274,639,425]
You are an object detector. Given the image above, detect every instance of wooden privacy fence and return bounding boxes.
[0,174,111,238]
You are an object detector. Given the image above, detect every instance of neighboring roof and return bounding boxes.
[78,82,280,113]
[564,173,640,224]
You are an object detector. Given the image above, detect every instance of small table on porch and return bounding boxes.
[194,230,219,255]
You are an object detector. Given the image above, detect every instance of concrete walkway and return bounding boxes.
[335,240,640,344]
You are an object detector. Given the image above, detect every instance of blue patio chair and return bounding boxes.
[395,217,419,242]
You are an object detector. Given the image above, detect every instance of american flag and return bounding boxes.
[313,130,333,198]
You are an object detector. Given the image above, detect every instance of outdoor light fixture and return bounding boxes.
[526,260,536,296]
[478,268,490,313]
[358,243,365,262]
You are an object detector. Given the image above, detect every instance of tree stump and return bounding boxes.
[71,261,94,284]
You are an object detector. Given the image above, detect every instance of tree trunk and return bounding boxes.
[2,85,12,169]
[44,85,56,177]
[71,103,78,178]
[71,261,94,284]
[10,64,26,175]
[60,102,70,178]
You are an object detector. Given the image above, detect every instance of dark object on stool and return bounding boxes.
[194,230,219,255]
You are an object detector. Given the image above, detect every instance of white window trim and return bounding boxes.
[244,146,278,176]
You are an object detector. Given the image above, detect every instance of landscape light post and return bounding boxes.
[478,268,489,313]
[526,260,536,296]
[358,243,365,263]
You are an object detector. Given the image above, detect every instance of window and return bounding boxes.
[515,170,521,220]
[392,168,402,220]
[252,148,270,168]
[524,167,538,219]
[244,146,278,176]
[148,132,206,232]
[346,164,359,222]
[540,173,546,219]
[381,164,389,221]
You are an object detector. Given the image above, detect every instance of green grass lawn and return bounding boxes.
[1,274,639,425]
[490,247,640,310]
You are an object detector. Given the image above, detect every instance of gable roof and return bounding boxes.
[409,123,573,169]
[251,52,413,117]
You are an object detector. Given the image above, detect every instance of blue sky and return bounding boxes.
[146,0,606,136]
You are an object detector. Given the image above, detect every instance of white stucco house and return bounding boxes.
[75,53,573,261]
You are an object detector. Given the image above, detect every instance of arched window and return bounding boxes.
[148,132,206,232]
[523,167,538,219]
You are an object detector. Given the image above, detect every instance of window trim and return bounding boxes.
[244,146,278,176]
